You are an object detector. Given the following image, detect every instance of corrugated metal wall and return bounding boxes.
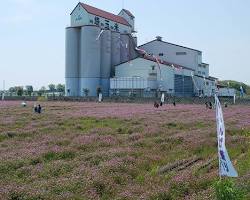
[174,75,194,97]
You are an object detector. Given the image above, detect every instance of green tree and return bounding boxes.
[15,86,23,96]
[56,84,65,93]
[219,80,249,94]
[9,87,16,93]
[25,85,33,96]
[38,86,46,96]
[48,84,56,92]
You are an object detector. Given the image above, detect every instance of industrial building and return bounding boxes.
[65,2,221,97]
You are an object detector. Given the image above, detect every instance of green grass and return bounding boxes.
[194,145,216,158]
[1,102,250,199]
[42,151,76,162]
[228,128,250,137]
[0,160,25,178]
[0,134,8,142]
[38,163,74,178]
[162,121,208,131]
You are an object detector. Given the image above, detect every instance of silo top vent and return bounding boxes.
[156,36,162,41]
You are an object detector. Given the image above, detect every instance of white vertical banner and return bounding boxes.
[215,94,238,177]
[161,93,165,103]
[1,93,4,101]
[98,93,103,102]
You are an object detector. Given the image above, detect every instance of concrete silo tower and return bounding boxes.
[65,2,134,97]
[65,27,80,96]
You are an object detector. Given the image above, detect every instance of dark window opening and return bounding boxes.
[114,23,119,32]
[94,16,100,26]
[105,20,110,29]
[176,52,187,55]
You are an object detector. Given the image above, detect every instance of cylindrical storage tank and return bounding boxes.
[100,30,111,97]
[111,31,121,77]
[65,27,80,96]
[80,25,101,97]
[120,34,130,64]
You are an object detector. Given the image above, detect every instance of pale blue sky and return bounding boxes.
[0,0,249,90]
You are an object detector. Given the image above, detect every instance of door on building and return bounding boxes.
[174,75,194,97]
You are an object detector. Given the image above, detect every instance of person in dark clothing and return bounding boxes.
[173,101,176,106]
[224,103,228,108]
[34,106,38,113]
[160,102,163,106]
[154,101,159,108]
[209,102,213,109]
[37,105,42,114]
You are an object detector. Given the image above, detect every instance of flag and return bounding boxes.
[215,94,238,177]
[161,93,165,103]
[135,47,147,55]
[96,30,104,40]
[153,55,162,79]
[98,93,103,102]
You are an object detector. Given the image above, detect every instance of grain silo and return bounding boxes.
[100,30,112,96]
[79,25,101,97]
[65,27,80,96]
[66,2,134,97]
[111,31,121,77]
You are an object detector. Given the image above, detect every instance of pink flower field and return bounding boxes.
[0,100,249,200]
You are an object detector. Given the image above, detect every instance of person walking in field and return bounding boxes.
[154,101,159,108]
[37,105,42,114]
[34,104,38,113]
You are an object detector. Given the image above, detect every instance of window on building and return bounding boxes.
[89,19,93,24]
[151,65,155,70]
[206,81,209,86]
[159,53,164,56]
[114,23,119,32]
[176,52,187,55]
[202,72,205,75]
[198,71,201,75]
[105,20,110,29]
[101,23,104,26]
[94,16,100,26]
[110,26,114,30]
